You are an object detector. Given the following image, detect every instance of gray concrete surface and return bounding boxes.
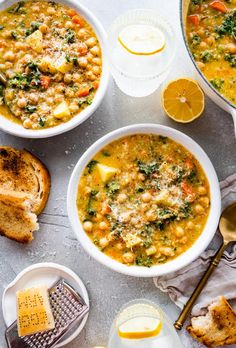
[0,0,236,347]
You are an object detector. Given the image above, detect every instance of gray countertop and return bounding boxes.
[0,0,236,347]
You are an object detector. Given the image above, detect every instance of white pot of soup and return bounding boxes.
[180,0,236,136]
[0,0,109,138]
[67,124,221,277]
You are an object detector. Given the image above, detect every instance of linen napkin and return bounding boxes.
[154,173,236,348]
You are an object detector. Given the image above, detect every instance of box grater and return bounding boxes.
[5,279,89,348]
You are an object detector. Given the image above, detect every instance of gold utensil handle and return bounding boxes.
[174,242,227,330]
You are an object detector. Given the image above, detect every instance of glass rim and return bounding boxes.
[107,9,177,80]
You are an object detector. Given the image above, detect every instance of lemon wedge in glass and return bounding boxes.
[118,24,166,55]
[118,316,162,339]
[162,78,205,123]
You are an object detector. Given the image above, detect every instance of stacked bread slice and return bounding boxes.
[0,147,50,243]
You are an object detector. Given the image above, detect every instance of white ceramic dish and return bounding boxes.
[0,0,109,138]
[67,123,221,277]
[2,262,89,347]
[180,0,236,136]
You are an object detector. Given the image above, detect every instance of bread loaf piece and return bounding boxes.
[0,189,39,243]
[0,146,50,215]
[187,296,236,347]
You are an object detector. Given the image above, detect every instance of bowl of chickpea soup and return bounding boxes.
[181,0,236,136]
[67,124,221,277]
[0,0,109,138]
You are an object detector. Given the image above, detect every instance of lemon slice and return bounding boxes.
[162,78,205,123]
[118,316,162,339]
[118,24,166,55]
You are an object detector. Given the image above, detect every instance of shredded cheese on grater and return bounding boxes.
[16,285,55,337]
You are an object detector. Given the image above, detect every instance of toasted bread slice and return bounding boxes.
[0,189,38,243]
[187,296,236,347]
[0,147,50,214]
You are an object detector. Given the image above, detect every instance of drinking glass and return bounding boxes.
[107,9,176,97]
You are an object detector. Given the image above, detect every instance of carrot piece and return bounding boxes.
[188,14,200,26]
[185,158,194,170]
[93,81,99,90]
[77,42,88,55]
[209,1,228,13]
[77,86,90,97]
[40,75,51,89]
[181,181,195,202]
[67,9,77,17]
[72,15,84,26]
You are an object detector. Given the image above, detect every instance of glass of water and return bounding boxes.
[108,299,182,348]
[107,9,176,97]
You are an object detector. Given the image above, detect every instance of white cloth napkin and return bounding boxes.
[154,173,236,348]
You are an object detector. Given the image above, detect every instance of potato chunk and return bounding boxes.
[53,101,71,119]
[55,54,73,73]
[97,164,118,182]
[26,30,43,53]
[38,56,56,74]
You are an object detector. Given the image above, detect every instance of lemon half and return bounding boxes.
[118,24,166,56]
[118,316,162,339]
[162,78,205,123]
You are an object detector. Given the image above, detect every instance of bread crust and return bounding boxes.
[187,296,236,347]
[0,146,50,214]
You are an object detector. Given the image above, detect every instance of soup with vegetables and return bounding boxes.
[77,134,210,267]
[186,0,236,105]
[0,1,102,129]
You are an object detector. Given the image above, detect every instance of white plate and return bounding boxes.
[2,262,89,347]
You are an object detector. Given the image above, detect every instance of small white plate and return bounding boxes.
[2,262,89,347]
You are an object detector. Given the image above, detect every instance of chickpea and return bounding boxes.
[206,36,215,46]
[123,252,135,264]
[200,196,210,207]
[5,89,14,102]
[198,186,207,195]
[3,51,15,62]
[99,237,109,249]
[90,45,100,56]
[195,204,204,214]
[5,62,13,69]
[187,221,194,230]
[15,42,28,51]
[17,98,27,108]
[73,73,81,83]
[175,226,184,238]
[95,213,103,222]
[141,192,152,203]
[23,119,33,129]
[117,193,127,203]
[54,95,63,103]
[159,247,174,257]
[30,113,39,122]
[65,89,74,98]
[226,43,236,54]
[199,41,208,49]
[146,210,156,222]
[179,236,187,244]
[64,73,72,84]
[65,21,74,29]
[38,23,48,34]
[78,57,88,68]
[146,246,157,256]
[92,66,100,75]
[86,71,96,81]
[29,93,39,104]
[47,7,56,15]
[92,57,102,66]
[99,221,108,230]
[55,85,64,94]
[86,52,93,62]
[120,212,131,223]
[69,103,79,114]
[86,37,97,48]
[83,221,93,232]
[77,28,87,39]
